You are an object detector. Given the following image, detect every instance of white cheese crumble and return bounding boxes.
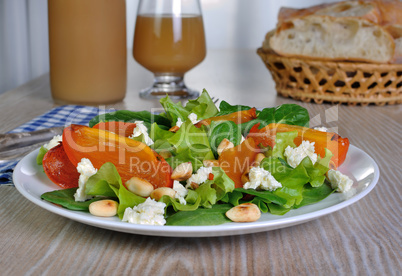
[122,198,166,225]
[44,135,62,150]
[74,158,98,202]
[173,180,188,205]
[243,167,282,191]
[186,166,213,188]
[327,169,353,193]
[284,140,318,168]
[314,126,328,132]
[176,117,184,128]
[240,135,246,143]
[188,113,199,125]
[129,120,154,146]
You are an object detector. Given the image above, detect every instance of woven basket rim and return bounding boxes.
[257,48,402,70]
[257,48,402,105]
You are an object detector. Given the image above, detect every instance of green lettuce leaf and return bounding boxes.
[85,162,145,219]
[194,167,235,208]
[184,89,219,120]
[36,146,48,165]
[167,119,211,154]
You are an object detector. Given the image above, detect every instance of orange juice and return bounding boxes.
[133,14,206,75]
[48,0,127,105]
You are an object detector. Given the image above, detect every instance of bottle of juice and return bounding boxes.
[48,0,127,105]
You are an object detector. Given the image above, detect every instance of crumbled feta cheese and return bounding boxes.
[129,121,154,146]
[74,158,97,202]
[173,180,188,205]
[176,117,184,128]
[188,113,199,125]
[284,140,318,168]
[44,135,62,150]
[122,198,166,225]
[314,126,328,132]
[186,166,213,188]
[327,169,353,193]
[243,167,282,191]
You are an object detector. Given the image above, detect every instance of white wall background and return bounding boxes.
[0,0,340,95]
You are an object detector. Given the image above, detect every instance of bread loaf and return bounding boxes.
[267,0,402,63]
[269,16,395,63]
[278,1,381,24]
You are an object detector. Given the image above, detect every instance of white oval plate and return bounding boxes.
[13,145,379,237]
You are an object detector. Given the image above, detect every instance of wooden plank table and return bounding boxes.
[0,50,400,275]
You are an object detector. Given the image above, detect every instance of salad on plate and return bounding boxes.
[37,90,352,226]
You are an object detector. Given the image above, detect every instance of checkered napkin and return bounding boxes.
[0,105,108,185]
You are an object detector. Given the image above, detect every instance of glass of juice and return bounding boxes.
[48,0,127,105]
[133,0,206,99]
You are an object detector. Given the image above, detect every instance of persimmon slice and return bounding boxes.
[218,137,259,188]
[42,143,80,189]
[62,124,173,189]
[92,121,137,138]
[248,123,350,167]
[195,108,257,128]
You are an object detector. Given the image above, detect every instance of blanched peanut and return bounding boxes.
[171,162,193,181]
[150,187,176,201]
[203,159,219,167]
[329,160,336,170]
[169,125,180,132]
[89,200,118,217]
[253,153,266,167]
[126,176,154,197]
[226,203,261,222]
[217,138,234,155]
[241,166,252,184]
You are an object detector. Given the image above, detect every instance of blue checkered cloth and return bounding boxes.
[0,105,110,185]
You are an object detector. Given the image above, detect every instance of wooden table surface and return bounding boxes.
[0,50,401,275]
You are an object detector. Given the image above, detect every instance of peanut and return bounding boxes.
[217,138,234,155]
[171,162,193,181]
[126,176,154,197]
[150,187,176,201]
[253,153,266,167]
[203,159,219,167]
[89,200,119,217]
[241,166,252,184]
[169,125,180,132]
[226,203,261,222]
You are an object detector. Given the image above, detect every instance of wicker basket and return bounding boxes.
[257,48,402,106]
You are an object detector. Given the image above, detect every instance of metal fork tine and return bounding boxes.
[211,97,219,104]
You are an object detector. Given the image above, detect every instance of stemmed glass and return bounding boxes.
[133,0,206,99]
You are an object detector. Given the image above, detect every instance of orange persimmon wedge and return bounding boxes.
[62,124,173,189]
[43,143,80,189]
[248,123,349,167]
[195,108,257,128]
[92,121,137,138]
[218,137,259,188]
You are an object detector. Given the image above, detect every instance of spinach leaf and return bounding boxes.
[88,110,171,129]
[294,183,334,208]
[215,100,252,116]
[208,120,242,158]
[240,104,310,135]
[165,204,232,226]
[41,188,109,211]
